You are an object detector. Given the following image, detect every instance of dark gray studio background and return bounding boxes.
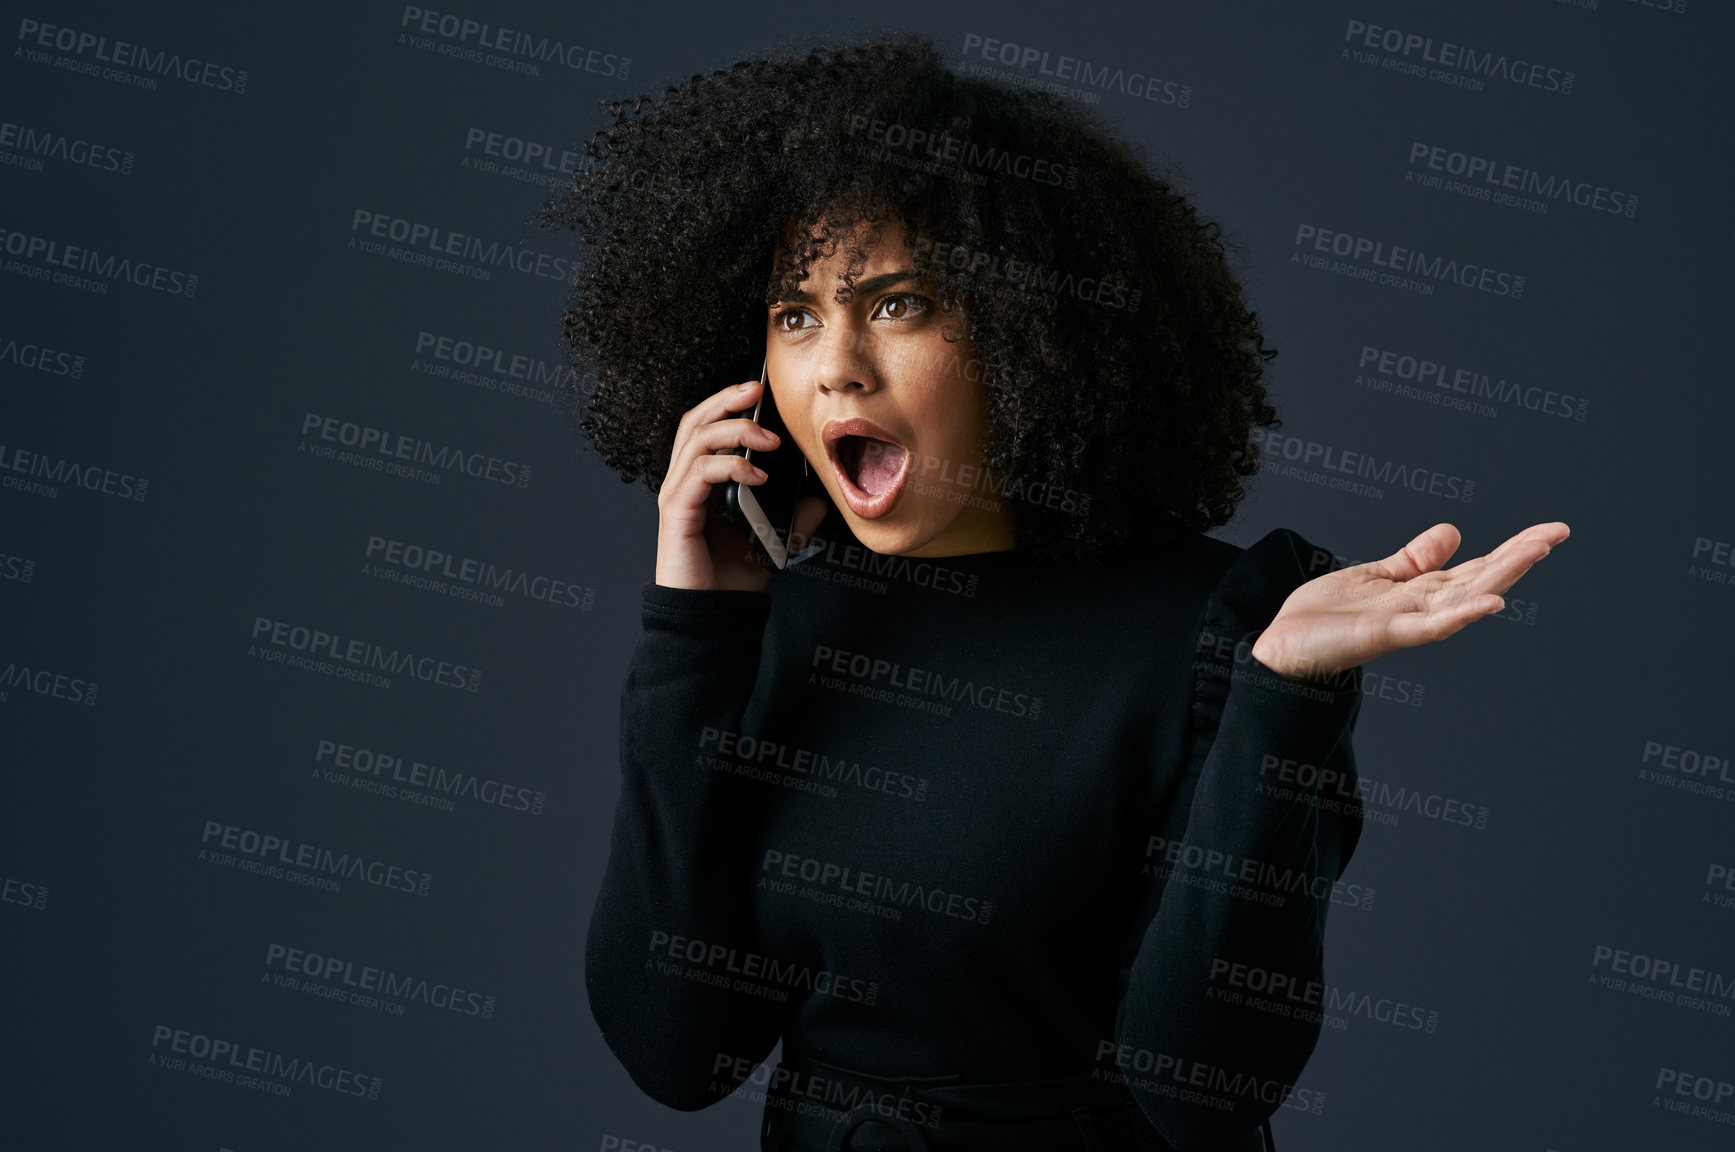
[4,0,1733,1149]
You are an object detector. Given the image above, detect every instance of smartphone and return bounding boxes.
[719,356,810,570]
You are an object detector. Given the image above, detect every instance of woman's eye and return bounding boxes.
[773,308,816,332]
[874,293,930,321]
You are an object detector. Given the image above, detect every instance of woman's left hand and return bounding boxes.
[1249,522,1571,685]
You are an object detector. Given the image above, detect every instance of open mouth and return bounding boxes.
[837,436,906,496]
[823,419,911,519]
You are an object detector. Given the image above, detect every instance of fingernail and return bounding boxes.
[751,466,767,479]
[737,381,756,391]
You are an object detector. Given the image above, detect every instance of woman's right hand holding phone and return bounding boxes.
[655,376,826,592]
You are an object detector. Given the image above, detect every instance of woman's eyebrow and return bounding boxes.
[775,270,922,306]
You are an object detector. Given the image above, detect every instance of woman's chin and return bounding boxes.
[838,507,927,556]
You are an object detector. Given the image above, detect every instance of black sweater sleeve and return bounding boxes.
[584,582,787,1110]
[1117,529,1364,1150]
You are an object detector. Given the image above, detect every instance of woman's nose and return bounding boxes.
[813,327,879,395]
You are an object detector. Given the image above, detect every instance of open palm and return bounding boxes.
[1249,521,1571,684]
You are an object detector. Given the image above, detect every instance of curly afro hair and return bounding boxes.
[535,31,1282,565]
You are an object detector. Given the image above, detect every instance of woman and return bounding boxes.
[538,33,1566,1152]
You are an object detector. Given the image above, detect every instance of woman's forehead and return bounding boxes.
[775,216,917,287]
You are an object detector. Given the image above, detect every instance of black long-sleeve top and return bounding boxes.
[584,520,1364,1150]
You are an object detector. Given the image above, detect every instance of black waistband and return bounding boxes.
[756,1051,1275,1152]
